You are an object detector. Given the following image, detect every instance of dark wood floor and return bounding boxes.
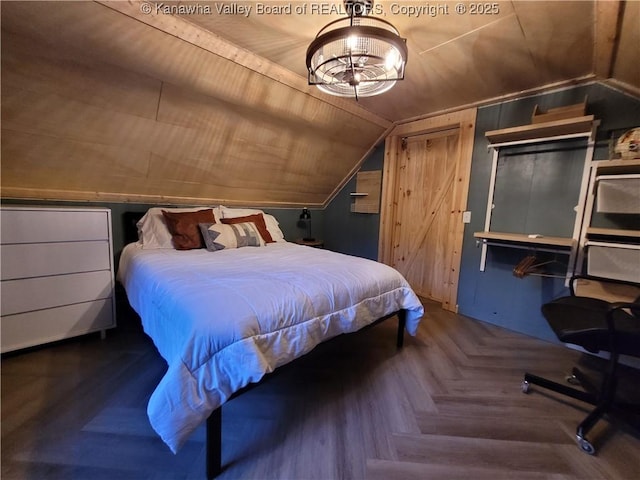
[2,299,640,479]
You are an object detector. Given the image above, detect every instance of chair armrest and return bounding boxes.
[606,302,640,319]
[608,301,640,311]
[604,302,640,347]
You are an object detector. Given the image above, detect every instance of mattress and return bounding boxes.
[118,241,424,452]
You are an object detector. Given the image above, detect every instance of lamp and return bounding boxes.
[306,0,408,100]
[299,208,314,242]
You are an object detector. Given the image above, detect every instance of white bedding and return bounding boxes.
[118,241,424,453]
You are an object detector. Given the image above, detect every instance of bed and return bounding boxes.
[117,206,424,478]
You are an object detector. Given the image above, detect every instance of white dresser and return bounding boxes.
[1,206,116,353]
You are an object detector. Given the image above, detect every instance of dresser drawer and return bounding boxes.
[1,299,114,353]
[1,208,110,244]
[1,241,111,280]
[1,270,113,316]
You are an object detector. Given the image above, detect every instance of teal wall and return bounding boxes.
[457,83,640,342]
[0,198,322,271]
[322,82,640,343]
[322,146,384,260]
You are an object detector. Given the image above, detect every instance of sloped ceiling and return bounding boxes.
[1,1,638,207]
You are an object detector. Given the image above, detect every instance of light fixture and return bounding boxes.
[306,0,408,100]
[299,208,314,241]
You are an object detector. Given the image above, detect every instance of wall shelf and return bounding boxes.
[485,115,596,148]
[590,158,640,175]
[586,227,640,240]
[350,170,381,214]
[474,231,574,248]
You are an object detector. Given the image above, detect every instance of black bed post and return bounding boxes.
[206,407,222,479]
[396,309,407,349]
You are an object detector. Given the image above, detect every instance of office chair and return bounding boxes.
[522,274,640,454]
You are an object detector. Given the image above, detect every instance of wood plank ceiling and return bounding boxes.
[1,1,638,207]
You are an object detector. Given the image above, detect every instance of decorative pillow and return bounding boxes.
[161,209,216,250]
[136,207,218,249]
[221,214,274,243]
[219,206,286,242]
[199,222,265,251]
[263,213,286,242]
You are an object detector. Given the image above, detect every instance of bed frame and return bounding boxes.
[120,211,408,479]
[205,310,406,479]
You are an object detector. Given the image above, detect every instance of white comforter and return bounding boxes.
[118,242,424,453]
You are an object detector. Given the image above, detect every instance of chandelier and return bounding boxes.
[306,0,408,99]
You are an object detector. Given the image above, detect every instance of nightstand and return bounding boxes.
[295,238,324,248]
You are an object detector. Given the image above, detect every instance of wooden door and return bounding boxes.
[392,129,460,304]
[379,109,477,312]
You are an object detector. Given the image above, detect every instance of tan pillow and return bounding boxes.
[161,209,216,250]
[221,213,274,243]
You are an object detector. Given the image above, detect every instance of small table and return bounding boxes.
[294,238,324,248]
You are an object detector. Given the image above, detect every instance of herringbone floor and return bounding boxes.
[2,299,639,479]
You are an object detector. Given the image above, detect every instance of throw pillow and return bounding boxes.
[161,209,216,250]
[221,213,274,243]
[199,222,265,251]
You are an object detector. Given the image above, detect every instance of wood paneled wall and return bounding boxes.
[0,1,390,207]
[2,1,636,208]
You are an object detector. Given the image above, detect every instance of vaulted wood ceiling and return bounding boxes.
[1,1,638,207]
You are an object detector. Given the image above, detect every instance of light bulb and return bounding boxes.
[385,48,400,71]
[347,35,359,50]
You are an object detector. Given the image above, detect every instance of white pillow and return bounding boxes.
[199,222,265,251]
[219,206,286,242]
[137,207,219,249]
[263,214,286,242]
[219,206,262,218]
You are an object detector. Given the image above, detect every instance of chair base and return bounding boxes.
[522,367,640,455]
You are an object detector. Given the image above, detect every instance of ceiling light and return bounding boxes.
[306,0,408,100]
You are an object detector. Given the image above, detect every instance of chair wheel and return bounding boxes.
[577,436,596,455]
[521,380,530,393]
[565,374,580,386]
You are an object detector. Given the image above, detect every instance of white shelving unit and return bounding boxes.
[576,158,640,283]
[476,115,599,284]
